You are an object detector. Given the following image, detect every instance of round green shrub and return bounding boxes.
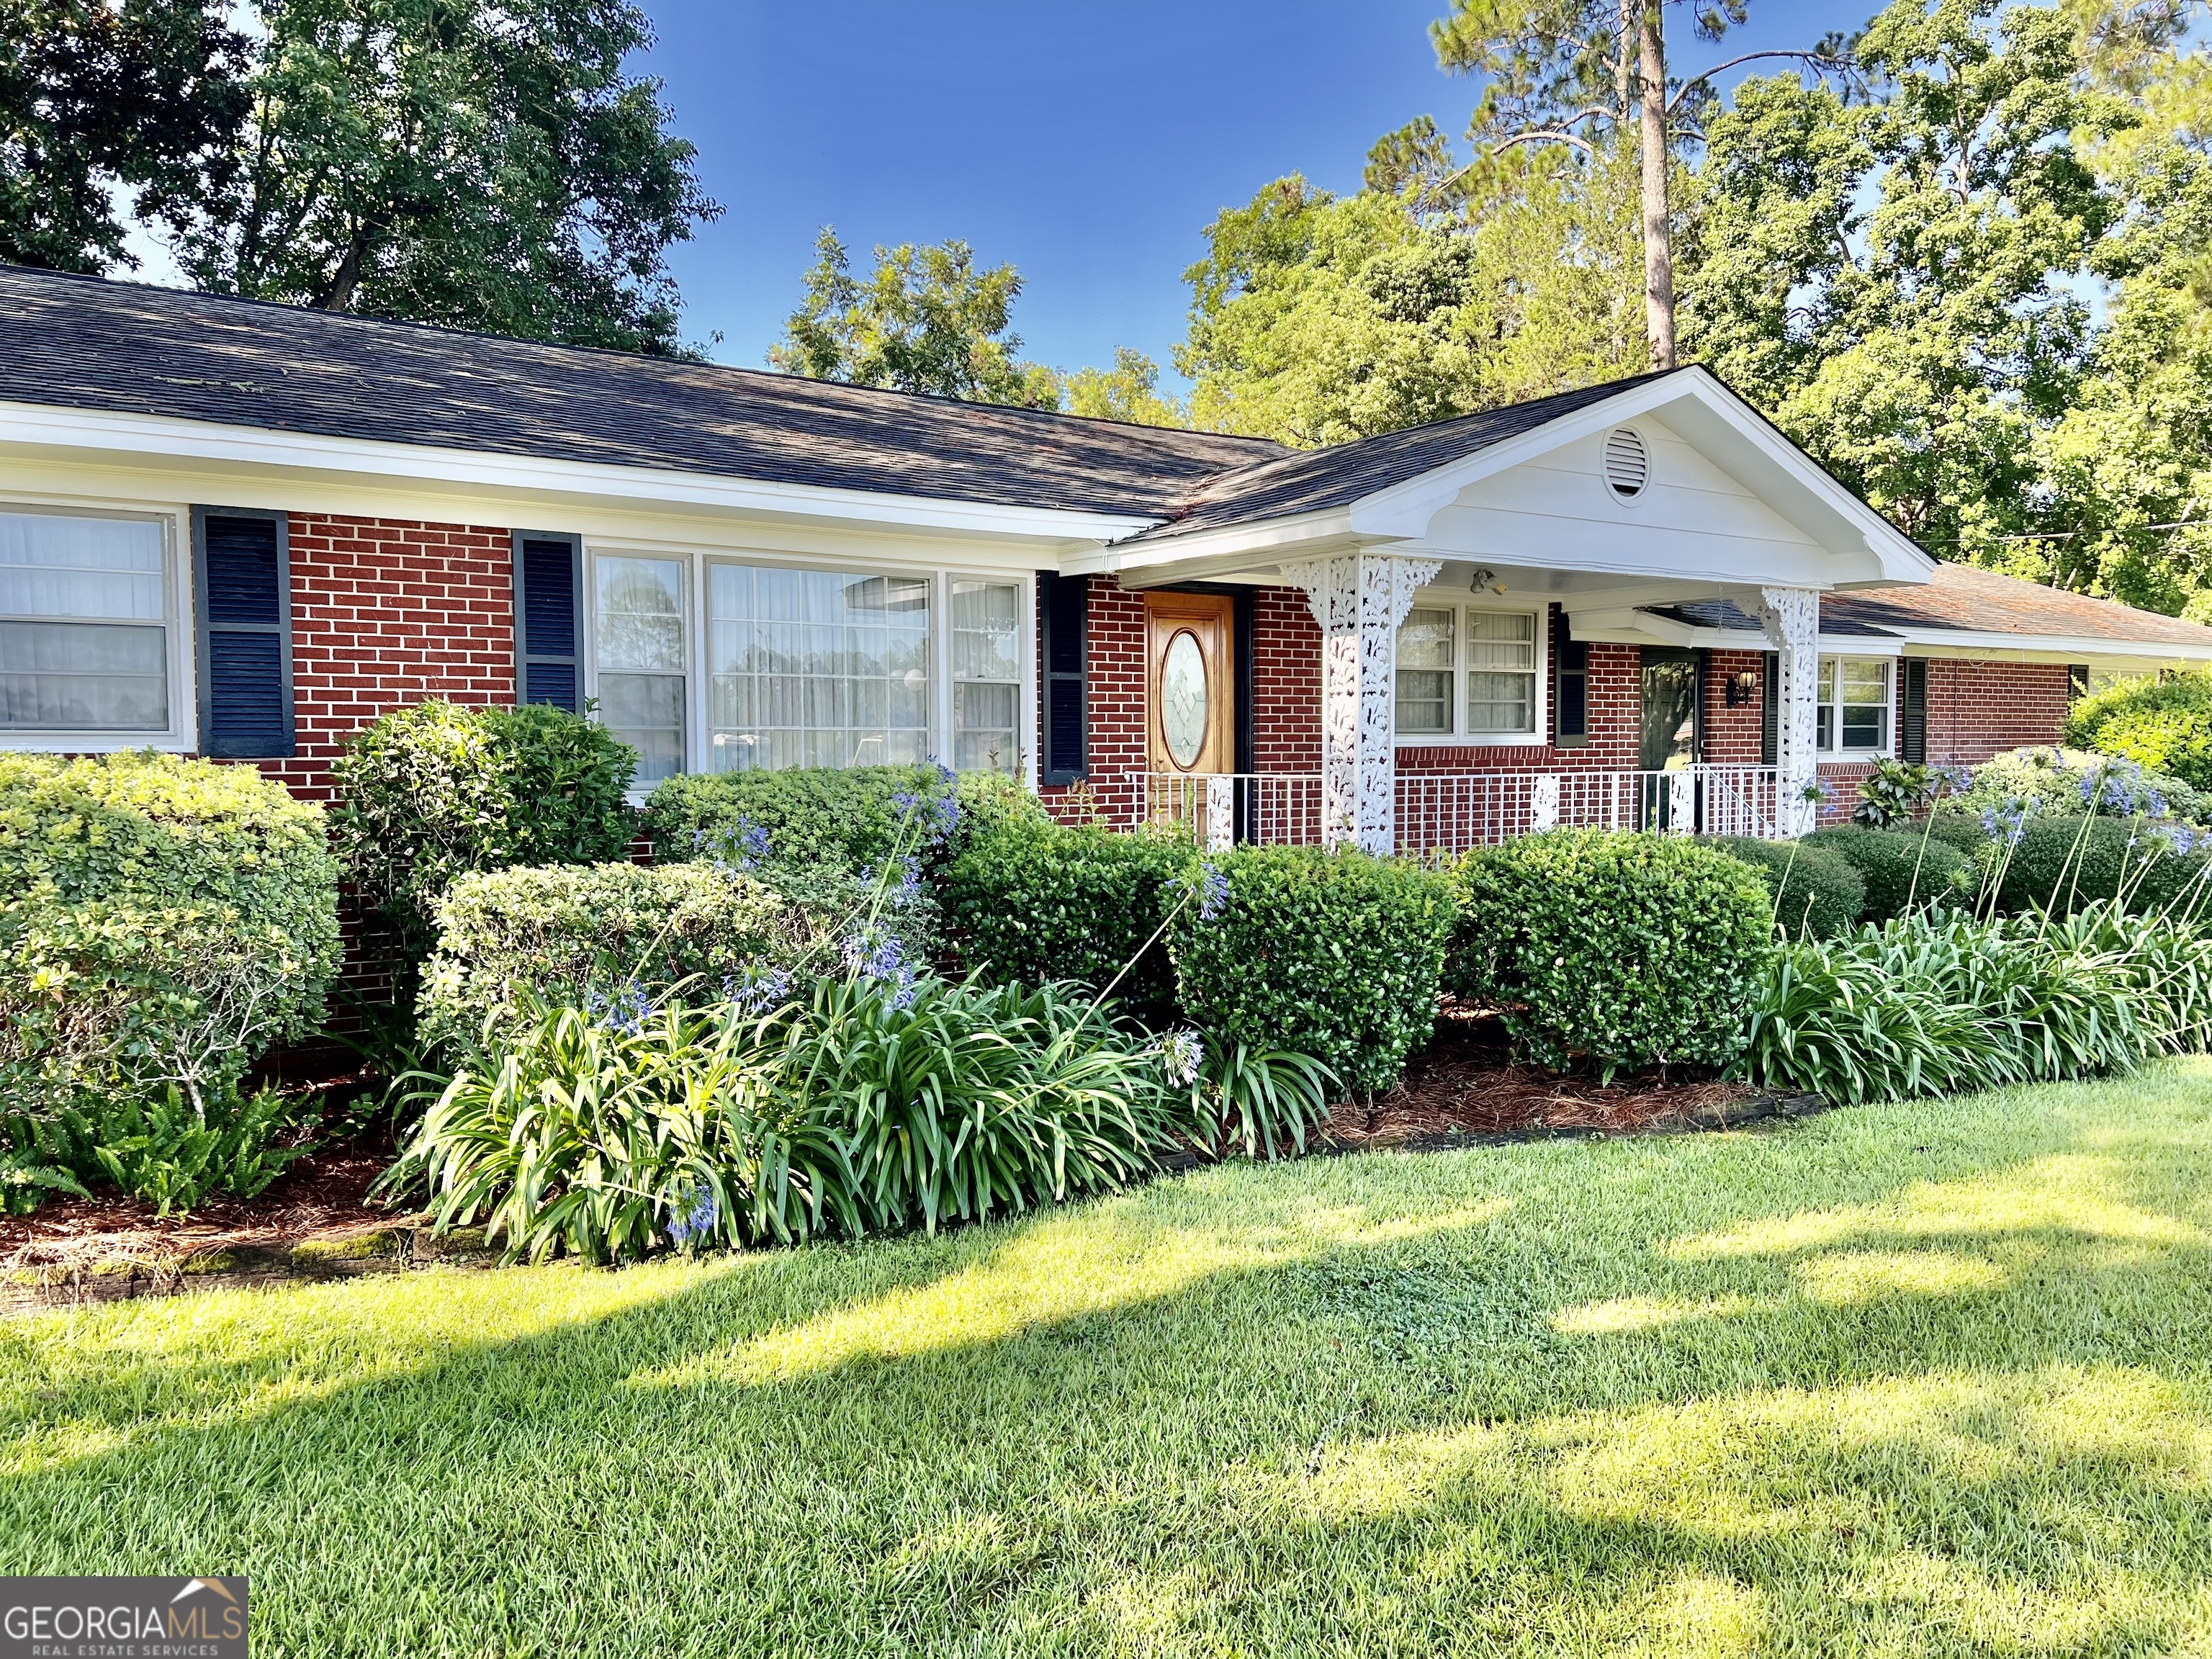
[939,820,1187,1023]
[1922,809,1997,858]
[1987,815,2212,917]
[330,699,639,972]
[0,751,340,1145]
[1702,835,1865,939]
[2066,671,2212,791]
[1448,830,1774,1077]
[1169,847,1455,1096]
[417,861,819,1049]
[644,763,963,872]
[1804,825,1973,924]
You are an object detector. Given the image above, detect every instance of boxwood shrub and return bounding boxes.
[1167,846,1455,1095]
[0,752,341,1205]
[416,861,820,1050]
[331,699,639,975]
[643,763,973,871]
[1987,815,2212,917]
[938,820,1187,1022]
[1703,835,1864,939]
[1804,825,1974,924]
[1449,830,1773,1076]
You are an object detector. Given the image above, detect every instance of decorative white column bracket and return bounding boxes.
[1282,552,1443,855]
[1755,585,1821,838]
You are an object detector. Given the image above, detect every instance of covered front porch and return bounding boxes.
[1057,371,1926,857]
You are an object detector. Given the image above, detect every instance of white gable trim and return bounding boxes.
[1346,368,1930,581]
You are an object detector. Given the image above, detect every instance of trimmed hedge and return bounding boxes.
[644,763,965,871]
[1704,836,1865,939]
[2065,671,2212,791]
[1804,826,1973,924]
[417,861,819,1049]
[331,700,639,974]
[1987,815,2212,917]
[1168,846,1455,1095]
[1449,831,1773,1076]
[939,820,1187,1023]
[0,752,340,1208]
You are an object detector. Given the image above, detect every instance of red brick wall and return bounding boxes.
[1925,659,2069,764]
[1037,577,1148,824]
[253,514,516,799]
[1251,585,1321,772]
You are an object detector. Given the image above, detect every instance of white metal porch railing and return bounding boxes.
[1142,765,1780,855]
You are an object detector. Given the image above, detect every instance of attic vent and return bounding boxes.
[1603,427,1650,500]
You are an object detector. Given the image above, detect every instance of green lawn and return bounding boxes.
[6,1066,2212,1657]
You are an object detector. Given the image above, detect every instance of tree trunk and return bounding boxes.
[313,223,375,312]
[1636,0,1676,370]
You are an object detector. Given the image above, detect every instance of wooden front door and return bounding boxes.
[1146,592,1234,775]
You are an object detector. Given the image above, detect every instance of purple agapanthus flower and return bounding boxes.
[1982,796,2036,848]
[698,817,771,873]
[1195,860,1230,922]
[584,979,655,1037]
[667,1183,719,1249]
[1159,1029,1203,1087]
[723,964,793,1015]
[842,927,918,1009]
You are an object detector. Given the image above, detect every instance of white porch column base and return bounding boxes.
[1755,585,1821,838]
[1282,553,1442,854]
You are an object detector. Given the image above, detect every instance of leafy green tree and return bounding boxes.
[1061,348,1188,427]
[1431,0,1838,367]
[156,0,717,354]
[1175,156,1643,444]
[770,227,1060,407]
[0,0,246,271]
[1686,0,2134,559]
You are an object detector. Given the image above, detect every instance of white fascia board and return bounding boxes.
[1345,368,1933,583]
[1563,606,1703,647]
[1890,628,2212,665]
[0,401,1158,547]
[1077,506,1360,575]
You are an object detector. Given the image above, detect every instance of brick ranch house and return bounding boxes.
[7,264,2212,854]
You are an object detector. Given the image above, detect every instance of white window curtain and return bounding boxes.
[0,511,168,732]
[709,564,931,771]
[951,578,1021,773]
[1466,611,1537,734]
[595,555,685,784]
[1395,608,1455,734]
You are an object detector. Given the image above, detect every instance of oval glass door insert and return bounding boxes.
[1161,629,1209,770]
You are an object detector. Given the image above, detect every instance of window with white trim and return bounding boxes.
[0,508,171,734]
[1817,655,1892,754]
[1393,604,1541,738]
[951,577,1022,773]
[707,562,932,771]
[596,554,686,785]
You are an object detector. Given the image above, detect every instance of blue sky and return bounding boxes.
[640,0,1853,387]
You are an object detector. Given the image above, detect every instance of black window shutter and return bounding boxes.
[513,531,582,711]
[1552,608,1588,747]
[1902,657,1928,763]
[1761,652,1779,767]
[192,508,294,759]
[1040,572,1087,785]
[2067,663,2089,703]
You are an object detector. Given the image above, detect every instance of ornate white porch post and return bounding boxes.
[1282,553,1442,854]
[1755,585,1821,838]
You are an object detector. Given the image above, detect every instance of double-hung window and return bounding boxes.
[951,577,1022,773]
[1816,656,1893,755]
[1393,604,1542,739]
[595,555,686,785]
[0,508,171,736]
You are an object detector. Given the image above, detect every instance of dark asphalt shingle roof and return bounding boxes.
[0,264,1280,518]
[1125,372,1686,541]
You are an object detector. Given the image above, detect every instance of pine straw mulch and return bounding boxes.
[1319,1002,1783,1151]
[3,1014,1817,1314]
